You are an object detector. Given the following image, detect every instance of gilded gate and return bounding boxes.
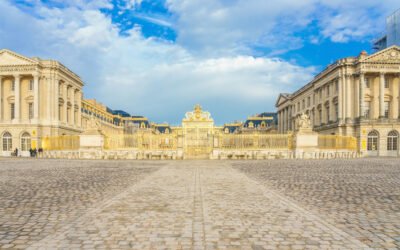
[182,105,214,159]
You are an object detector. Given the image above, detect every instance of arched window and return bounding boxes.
[387,130,398,151]
[260,121,266,128]
[21,132,31,151]
[2,132,12,151]
[367,131,379,151]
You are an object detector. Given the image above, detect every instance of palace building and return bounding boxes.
[276,46,400,157]
[0,49,278,158]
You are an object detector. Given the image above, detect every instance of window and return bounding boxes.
[319,109,322,124]
[327,84,330,96]
[365,77,370,88]
[10,103,15,120]
[326,106,330,122]
[384,101,390,118]
[29,80,34,91]
[307,97,311,107]
[20,132,31,151]
[367,131,379,151]
[364,101,370,119]
[387,131,398,151]
[385,78,390,88]
[335,81,339,93]
[297,102,300,112]
[335,103,339,121]
[313,94,316,105]
[67,107,70,123]
[11,81,15,91]
[302,100,305,109]
[58,105,62,121]
[2,132,12,151]
[59,83,62,95]
[29,103,33,119]
[319,89,322,99]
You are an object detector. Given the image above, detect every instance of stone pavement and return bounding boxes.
[1,158,397,249]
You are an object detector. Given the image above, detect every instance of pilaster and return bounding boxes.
[12,74,20,123]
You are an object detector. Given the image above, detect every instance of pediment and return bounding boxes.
[360,46,400,64]
[275,93,290,107]
[0,49,39,66]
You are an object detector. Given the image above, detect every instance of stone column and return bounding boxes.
[63,84,68,124]
[71,88,75,126]
[78,92,82,128]
[346,74,352,119]
[13,74,20,123]
[283,108,287,132]
[46,76,52,123]
[359,73,365,118]
[33,73,39,120]
[337,72,343,123]
[278,111,282,133]
[54,78,59,122]
[0,75,2,121]
[379,73,385,118]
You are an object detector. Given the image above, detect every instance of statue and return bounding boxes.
[88,115,100,130]
[296,113,312,131]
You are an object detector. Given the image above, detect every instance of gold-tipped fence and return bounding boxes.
[42,135,80,150]
[318,135,357,150]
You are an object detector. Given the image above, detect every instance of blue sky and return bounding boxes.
[0,0,398,125]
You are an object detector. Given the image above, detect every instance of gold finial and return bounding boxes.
[194,104,202,112]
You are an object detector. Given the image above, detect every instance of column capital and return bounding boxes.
[13,74,20,79]
[380,72,386,76]
[32,72,40,78]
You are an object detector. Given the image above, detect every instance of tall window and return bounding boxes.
[327,84,330,96]
[29,80,34,91]
[365,77,370,88]
[307,97,311,107]
[335,81,339,93]
[59,105,63,121]
[385,78,390,88]
[302,100,305,109]
[326,106,330,122]
[387,131,398,151]
[59,83,62,95]
[335,103,339,121]
[20,132,31,151]
[319,109,322,124]
[10,103,15,120]
[67,107,70,123]
[11,81,15,91]
[2,132,12,151]
[367,131,379,151]
[319,89,322,99]
[29,103,33,119]
[364,101,371,119]
[384,101,390,118]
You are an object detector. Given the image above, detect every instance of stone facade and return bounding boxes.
[0,49,83,156]
[276,46,400,157]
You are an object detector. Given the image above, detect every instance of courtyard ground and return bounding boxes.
[0,158,399,249]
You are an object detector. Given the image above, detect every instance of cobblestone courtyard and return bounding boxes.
[0,159,399,249]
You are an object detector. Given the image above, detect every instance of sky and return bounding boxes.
[0,0,398,125]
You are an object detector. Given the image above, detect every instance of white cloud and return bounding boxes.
[1,0,398,124]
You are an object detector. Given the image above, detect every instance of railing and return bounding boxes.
[220,134,292,150]
[42,135,80,150]
[104,134,138,150]
[318,135,357,150]
[104,133,177,150]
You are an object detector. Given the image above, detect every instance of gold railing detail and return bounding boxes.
[42,135,80,150]
[220,134,292,150]
[104,133,177,150]
[318,135,357,150]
